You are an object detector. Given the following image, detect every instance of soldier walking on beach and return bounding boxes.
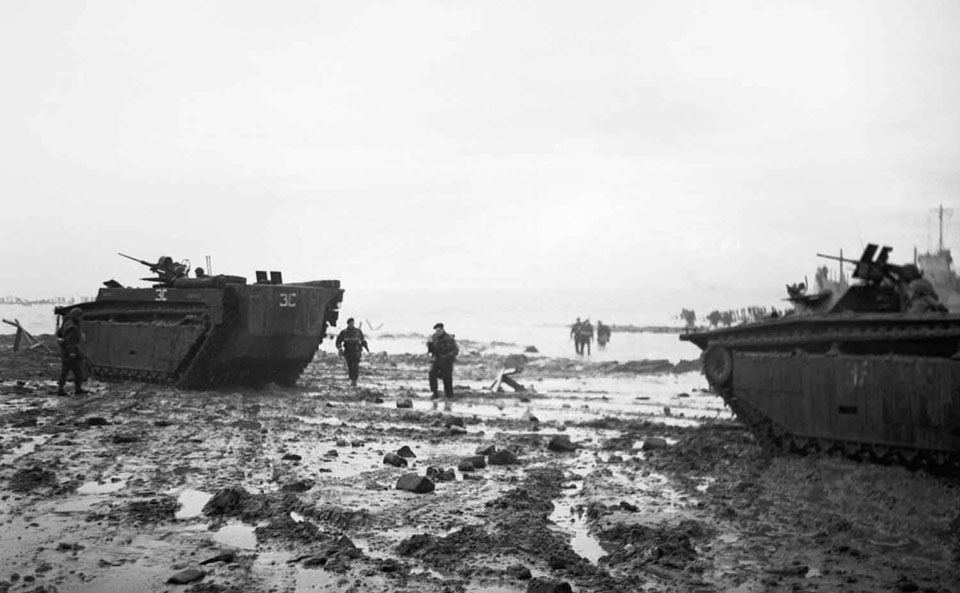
[597,321,611,349]
[570,317,583,354]
[578,319,595,356]
[427,322,459,398]
[57,308,88,396]
[336,317,370,386]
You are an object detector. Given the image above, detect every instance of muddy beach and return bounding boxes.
[1,336,958,593]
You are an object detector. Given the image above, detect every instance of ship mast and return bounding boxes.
[939,203,944,253]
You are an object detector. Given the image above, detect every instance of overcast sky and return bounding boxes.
[2,0,959,305]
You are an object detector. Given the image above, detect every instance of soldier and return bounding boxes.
[427,322,459,398]
[596,321,611,348]
[578,319,595,355]
[570,317,583,354]
[335,317,370,386]
[56,308,88,396]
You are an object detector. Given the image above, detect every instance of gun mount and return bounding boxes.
[119,253,190,285]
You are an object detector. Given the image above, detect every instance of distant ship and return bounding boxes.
[915,205,960,312]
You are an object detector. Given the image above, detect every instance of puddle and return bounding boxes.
[211,521,258,549]
[549,484,607,564]
[171,488,212,519]
[77,478,128,495]
[0,435,46,463]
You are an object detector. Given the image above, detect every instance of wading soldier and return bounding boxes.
[427,322,459,398]
[336,317,370,386]
[570,317,583,354]
[57,308,88,396]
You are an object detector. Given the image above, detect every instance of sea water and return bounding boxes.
[0,289,703,363]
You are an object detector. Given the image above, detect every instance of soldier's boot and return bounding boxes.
[74,383,89,396]
[57,384,68,396]
[430,391,440,399]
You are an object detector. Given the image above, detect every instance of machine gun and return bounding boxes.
[119,253,189,285]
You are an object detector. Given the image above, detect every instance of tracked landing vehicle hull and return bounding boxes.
[682,313,960,466]
[56,278,343,389]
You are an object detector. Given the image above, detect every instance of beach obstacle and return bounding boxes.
[2,319,48,352]
[490,367,525,392]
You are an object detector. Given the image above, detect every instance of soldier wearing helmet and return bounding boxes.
[56,308,88,396]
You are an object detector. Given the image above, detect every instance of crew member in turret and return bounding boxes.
[335,317,370,386]
[427,322,459,398]
[56,308,88,396]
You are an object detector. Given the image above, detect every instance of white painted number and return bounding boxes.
[279,293,297,308]
[155,288,168,301]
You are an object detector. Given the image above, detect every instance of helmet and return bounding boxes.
[67,308,82,319]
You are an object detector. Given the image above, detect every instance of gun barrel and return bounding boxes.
[816,253,854,264]
[118,252,157,268]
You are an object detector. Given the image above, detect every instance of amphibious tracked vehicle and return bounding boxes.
[681,244,960,466]
[55,254,343,389]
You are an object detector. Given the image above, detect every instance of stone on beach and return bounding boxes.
[396,473,435,494]
[488,449,520,465]
[642,437,668,450]
[167,568,206,584]
[383,452,408,467]
[547,434,578,452]
[396,398,413,408]
[396,445,417,458]
[527,577,573,593]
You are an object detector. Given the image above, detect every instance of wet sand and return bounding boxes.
[1,337,958,593]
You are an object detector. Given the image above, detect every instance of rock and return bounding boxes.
[324,450,339,458]
[462,455,487,469]
[166,568,206,585]
[449,425,468,436]
[383,453,408,467]
[281,479,315,493]
[642,437,668,450]
[445,417,465,428]
[527,577,572,593]
[547,435,577,452]
[425,466,442,479]
[439,468,456,481]
[396,445,416,458]
[463,474,484,481]
[663,406,671,416]
[199,551,237,565]
[396,473,435,494]
[351,440,365,447]
[365,481,387,491]
[335,439,349,447]
[507,564,533,579]
[475,444,497,456]
[619,501,638,512]
[521,409,539,423]
[489,449,519,465]
[676,392,690,398]
[524,345,539,353]
[281,453,302,461]
[85,417,109,426]
[458,461,475,472]
[396,399,413,409]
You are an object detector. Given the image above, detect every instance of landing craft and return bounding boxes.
[681,244,960,467]
[54,254,344,389]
